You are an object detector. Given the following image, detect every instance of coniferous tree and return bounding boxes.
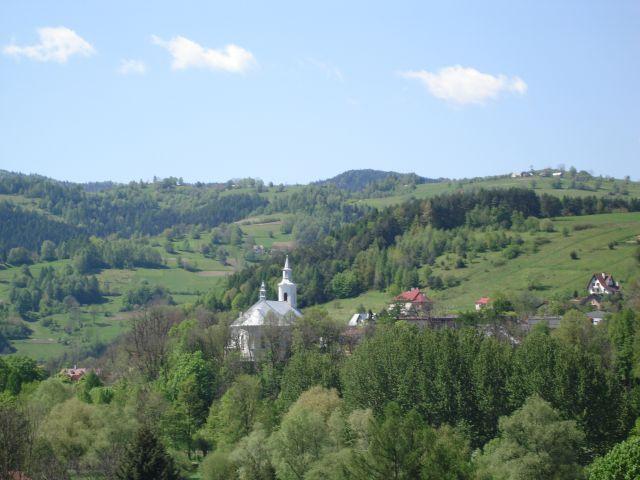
[117,426,179,480]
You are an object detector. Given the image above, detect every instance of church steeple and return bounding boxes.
[259,281,267,300]
[278,255,297,308]
[282,255,292,281]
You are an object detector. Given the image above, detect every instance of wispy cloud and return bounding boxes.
[3,27,95,63]
[303,57,344,82]
[401,65,527,105]
[151,35,255,73]
[117,59,146,75]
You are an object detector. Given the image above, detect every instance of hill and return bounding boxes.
[315,168,437,191]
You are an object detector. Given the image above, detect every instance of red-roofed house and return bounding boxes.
[587,273,620,295]
[475,297,491,311]
[60,365,88,381]
[390,288,433,318]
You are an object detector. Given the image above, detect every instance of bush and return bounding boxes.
[573,223,594,231]
[540,219,555,232]
[7,247,32,266]
[570,251,579,260]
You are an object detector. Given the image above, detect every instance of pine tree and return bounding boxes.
[117,426,180,480]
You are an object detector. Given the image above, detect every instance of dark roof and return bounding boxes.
[588,273,620,293]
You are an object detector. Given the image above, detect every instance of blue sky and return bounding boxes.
[1,0,639,184]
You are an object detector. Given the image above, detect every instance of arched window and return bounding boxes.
[284,292,288,302]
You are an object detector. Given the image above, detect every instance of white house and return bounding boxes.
[229,256,302,360]
[587,273,620,296]
[586,310,606,326]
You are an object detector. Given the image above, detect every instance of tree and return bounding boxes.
[0,398,31,480]
[209,374,261,447]
[7,246,32,265]
[474,395,585,480]
[589,435,640,479]
[40,240,57,261]
[117,426,179,480]
[268,387,342,480]
[349,402,426,480]
[229,424,275,480]
[127,308,178,380]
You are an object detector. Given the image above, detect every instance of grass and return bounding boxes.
[427,212,640,311]
[357,176,640,208]
[308,290,391,323]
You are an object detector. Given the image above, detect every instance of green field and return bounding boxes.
[0,221,294,360]
[357,175,640,208]
[428,212,639,311]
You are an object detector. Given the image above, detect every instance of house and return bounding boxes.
[252,244,266,255]
[552,171,563,177]
[524,316,562,330]
[60,366,88,381]
[475,297,491,311]
[587,273,620,295]
[511,171,532,178]
[348,312,373,327]
[229,256,302,360]
[586,310,607,326]
[390,288,433,318]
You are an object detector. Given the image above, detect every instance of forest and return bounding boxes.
[1,168,640,479]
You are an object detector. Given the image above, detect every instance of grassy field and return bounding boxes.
[0,222,293,361]
[357,175,640,208]
[421,212,640,311]
[312,212,640,318]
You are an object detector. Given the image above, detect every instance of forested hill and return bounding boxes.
[314,168,437,191]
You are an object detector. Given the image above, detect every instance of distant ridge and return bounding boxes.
[315,169,440,192]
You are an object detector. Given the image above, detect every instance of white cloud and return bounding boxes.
[401,65,527,105]
[151,35,255,73]
[3,27,95,63]
[117,59,146,75]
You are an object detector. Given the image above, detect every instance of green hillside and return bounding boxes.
[314,212,640,320]
[357,174,640,208]
[0,218,292,361]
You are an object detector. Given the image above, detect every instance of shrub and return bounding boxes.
[570,251,579,260]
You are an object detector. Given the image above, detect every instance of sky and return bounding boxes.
[1,0,639,184]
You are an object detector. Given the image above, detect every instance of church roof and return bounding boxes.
[232,299,302,327]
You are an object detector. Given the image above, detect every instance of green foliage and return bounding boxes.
[331,270,361,298]
[7,246,32,265]
[474,396,585,480]
[207,374,262,447]
[123,281,174,311]
[9,264,102,315]
[589,435,640,479]
[117,425,179,480]
[268,386,342,480]
[0,355,44,395]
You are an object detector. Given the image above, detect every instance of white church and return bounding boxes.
[229,256,302,360]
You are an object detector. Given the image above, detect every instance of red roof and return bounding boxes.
[394,288,429,303]
[476,297,490,305]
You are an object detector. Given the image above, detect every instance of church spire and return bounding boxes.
[278,255,297,308]
[282,255,292,281]
[259,281,267,300]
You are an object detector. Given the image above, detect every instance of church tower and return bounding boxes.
[278,255,297,308]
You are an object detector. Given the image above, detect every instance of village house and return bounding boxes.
[475,297,491,311]
[59,365,100,381]
[348,312,372,327]
[587,272,620,296]
[389,288,433,318]
[229,256,301,360]
[586,310,607,326]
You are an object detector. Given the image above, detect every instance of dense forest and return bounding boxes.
[2,169,640,479]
